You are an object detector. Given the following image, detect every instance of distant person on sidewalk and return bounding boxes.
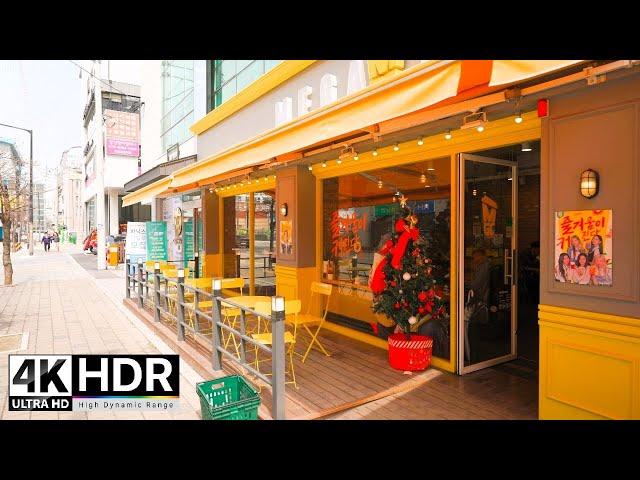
[42,233,51,252]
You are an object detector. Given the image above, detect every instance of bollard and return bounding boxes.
[210,278,223,371]
[176,269,186,341]
[153,262,161,323]
[270,295,286,420]
[137,260,144,308]
[125,257,131,299]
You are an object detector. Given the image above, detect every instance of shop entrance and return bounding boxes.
[457,142,540,374]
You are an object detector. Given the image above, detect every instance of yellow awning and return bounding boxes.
[121,177,172,207]
[122,59,587,207]
[168,60,462,189]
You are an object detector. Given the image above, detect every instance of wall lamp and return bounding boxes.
[580,169,599,198]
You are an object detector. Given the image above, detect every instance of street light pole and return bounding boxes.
[0,122,34,255]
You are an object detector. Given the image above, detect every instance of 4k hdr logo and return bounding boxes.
[8,354,179,411]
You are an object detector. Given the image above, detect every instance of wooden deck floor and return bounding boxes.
[125,299,537,420]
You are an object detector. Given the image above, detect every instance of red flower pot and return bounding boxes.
[388,333,433,371]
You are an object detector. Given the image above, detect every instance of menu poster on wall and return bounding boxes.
[104,109,140,157]
[279,220,293,256]
[145,221,168,262]
[554,210,613,286]
[125,221,146,266]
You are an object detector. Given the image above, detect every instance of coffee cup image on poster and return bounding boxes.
[553,209,612,286]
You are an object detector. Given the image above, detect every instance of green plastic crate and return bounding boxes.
[197,375,261,420]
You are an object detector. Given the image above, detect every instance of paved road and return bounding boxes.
[0,246,203,420]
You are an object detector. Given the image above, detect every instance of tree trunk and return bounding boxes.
[3,219,13,285]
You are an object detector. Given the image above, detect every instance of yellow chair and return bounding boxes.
[184,277,213,332]
[252,300,301,389]
[164,267,192,317]
[219,278,245,356]
[294,281,333,362]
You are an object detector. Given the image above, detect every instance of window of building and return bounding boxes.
[209,60,282,111]
[161,60,195,152]
[322,157,452,360]
[223,190,276,295]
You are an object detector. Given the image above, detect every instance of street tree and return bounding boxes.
[0,143,30,285]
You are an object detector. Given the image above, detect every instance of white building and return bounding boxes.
[55,146,83,238]
[80,60,143,268]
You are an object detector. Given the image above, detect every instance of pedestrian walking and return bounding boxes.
[42,233,51,252]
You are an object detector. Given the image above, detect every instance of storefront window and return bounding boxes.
[223,190,276,295]
[322,157,451,360]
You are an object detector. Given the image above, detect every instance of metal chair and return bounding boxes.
[293,281,333,362]
[252,300,301,389]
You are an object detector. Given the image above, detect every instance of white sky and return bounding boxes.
[0,61,83,185]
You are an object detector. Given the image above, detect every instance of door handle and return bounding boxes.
[504,248,514,286]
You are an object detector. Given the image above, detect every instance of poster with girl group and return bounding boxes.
[554,209,612,286]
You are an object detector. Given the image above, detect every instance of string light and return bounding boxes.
[445,129,452,140]
[393,143,399,151]
[514,112,523,124]
[417,136,424,146]
[420,173,426,183]
[378,179,383,189]
[321,161,327,168]
[372,148,378,157]
[476,125,485,133]
[308,165,313,171]
[353,152,359,160]
[337,158,342,165]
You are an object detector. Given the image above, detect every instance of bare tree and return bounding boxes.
[1,143,30,285]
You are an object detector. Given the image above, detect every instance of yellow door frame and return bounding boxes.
[313,111,541,373]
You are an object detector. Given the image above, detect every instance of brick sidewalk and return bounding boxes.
[0,247,203,420]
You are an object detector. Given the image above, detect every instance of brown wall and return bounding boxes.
[201,188,219,254]
[275,165,316,268]
[540,73,640,318]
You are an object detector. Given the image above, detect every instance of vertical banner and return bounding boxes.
[145,221,168,262]
[554,209,613,286]
[124,222,147,265]
[183,219,194,268]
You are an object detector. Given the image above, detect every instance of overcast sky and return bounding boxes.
[0,60,84,185]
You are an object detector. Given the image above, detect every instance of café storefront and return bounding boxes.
[123,60,640,419]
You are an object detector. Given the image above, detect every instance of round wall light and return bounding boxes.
[580,169,599,199]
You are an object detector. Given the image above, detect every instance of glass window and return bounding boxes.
[161,60,195,151]
[322,157,452,360]
[210,60,281,111]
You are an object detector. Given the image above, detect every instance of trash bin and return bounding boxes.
[107,245,120,267]
[196,375,261,420]
[68,232,77,244]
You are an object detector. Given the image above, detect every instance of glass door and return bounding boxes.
[458,153,517,374]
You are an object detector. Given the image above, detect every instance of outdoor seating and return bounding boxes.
[294,281,333,362]
[251,299,301,389]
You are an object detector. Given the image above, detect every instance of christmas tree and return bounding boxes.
[371,195,446,336]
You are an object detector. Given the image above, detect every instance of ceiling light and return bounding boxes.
[508,177,513,181]
[514,112,523,124]
[472,188,477,196]
[420,173,426,183]
[521,142,532,152]
[427,160,435,171]
[425,185,431,188]
[372,148,378,157]
[445,129,452,140]
[417,136,424,146]
[378,180,383,189]
[321,161,327,168]
[461,111,487,132]
[393,143,399,151]
[308,165,313,171]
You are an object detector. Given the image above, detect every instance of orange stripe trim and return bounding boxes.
[457,60,493,94]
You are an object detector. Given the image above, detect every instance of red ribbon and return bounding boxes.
[390,219,418,269]
[371,240,394,295]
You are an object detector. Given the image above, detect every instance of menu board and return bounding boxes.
[145,221,168,262]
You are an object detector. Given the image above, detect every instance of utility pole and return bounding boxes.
[0,122,33,255]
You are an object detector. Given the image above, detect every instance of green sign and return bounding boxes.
[145,221,167,261]
[183,219,194,268]
[375,204,397,217]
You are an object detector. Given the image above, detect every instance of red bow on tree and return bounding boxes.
[370,239,394,295]
[390,218,419,269]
